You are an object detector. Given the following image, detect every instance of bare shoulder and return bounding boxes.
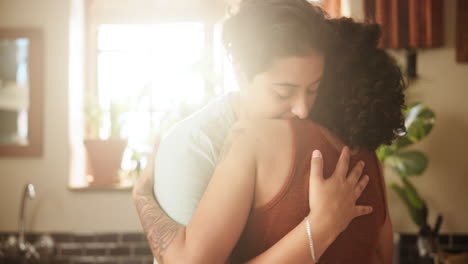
[227,120,292,159]
[230,119,291,140]
[233,120,294,209]
[217,120,284,163]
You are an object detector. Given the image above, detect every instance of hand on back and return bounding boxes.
[308,147,372,236]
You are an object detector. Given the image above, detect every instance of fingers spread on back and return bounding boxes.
[354,175,369,199]
[347,161,365,186]
[355,205,373,217]
[334,146,350,180]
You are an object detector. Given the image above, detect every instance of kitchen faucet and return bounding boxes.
[18,183,36,254]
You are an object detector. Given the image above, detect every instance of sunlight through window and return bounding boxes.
[88,22,237,182]
[96,23,205,149]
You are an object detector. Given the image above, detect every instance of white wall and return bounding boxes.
[0,0,142,233]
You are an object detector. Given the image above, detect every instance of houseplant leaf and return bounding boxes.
[110,100,129,139]
[376,145,395,162]
[84,94,103,139]
[390,182,422,227]
[395,103,435,148]
[401,177,425,210]
[386,151,428,177]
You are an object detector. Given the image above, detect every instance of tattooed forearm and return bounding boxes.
[134,194,182,263]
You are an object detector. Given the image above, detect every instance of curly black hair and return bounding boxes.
[310,17,406,151]
[222,0,328,80]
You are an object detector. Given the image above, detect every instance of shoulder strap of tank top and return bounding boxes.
[254,119,302,213]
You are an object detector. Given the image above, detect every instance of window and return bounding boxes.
[95,23,206,140]
[80,10,237,187]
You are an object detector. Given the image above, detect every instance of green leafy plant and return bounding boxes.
[376,103,435,227]
[118,147,145,185]
[109,100,129,139]
[84,97,103,139]
[84,97,129,140]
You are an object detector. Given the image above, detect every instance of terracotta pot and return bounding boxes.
[83,139,128,186]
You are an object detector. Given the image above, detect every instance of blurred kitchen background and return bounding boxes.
[0,0,467,263]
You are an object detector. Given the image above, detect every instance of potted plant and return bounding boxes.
[84,98,128,187]
[377,103,442,261]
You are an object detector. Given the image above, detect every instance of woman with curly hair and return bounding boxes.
[133,1,405,263]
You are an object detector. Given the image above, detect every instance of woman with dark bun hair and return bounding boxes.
[133,1,404,263]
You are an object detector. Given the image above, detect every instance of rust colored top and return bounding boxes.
[230,119,387,264]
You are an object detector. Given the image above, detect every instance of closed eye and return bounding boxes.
[274,91,292,100]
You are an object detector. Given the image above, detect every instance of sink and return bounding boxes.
[0,184,54,263]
